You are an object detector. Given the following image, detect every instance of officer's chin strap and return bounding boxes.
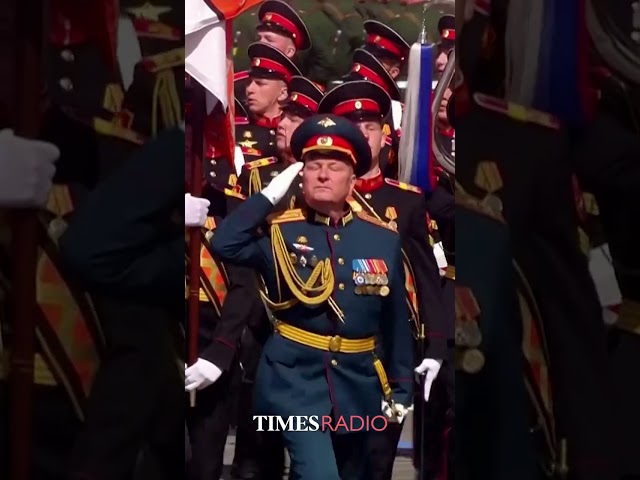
[267,224,345,322]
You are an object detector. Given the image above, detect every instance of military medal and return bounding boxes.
[299,256,307,267]
[46,186,73,241]
[203,217,216,242]
[457,349,485,374]
[309,255,318,267]
[204,230,213,241]
[352,259,389,294]
[474,161,504,212]
[289,252,298,264]
[47,217,67,240]
[385,206,398,230]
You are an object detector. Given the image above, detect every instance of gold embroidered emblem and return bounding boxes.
[318,117,336,127]
[317,136,333,146]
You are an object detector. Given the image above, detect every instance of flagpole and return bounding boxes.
[9,0,43,478]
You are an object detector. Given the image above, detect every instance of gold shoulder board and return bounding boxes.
[224,188,247,200]
[267,208,306,225]
[474,93,560,130]
[356,211,398,232]
[384,178,422,194]
[244,156,277,170]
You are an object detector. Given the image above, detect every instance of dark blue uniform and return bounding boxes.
[456,187,550,480]
[211,114,414,479]
[212,193,413,478]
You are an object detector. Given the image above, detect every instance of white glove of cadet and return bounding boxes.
[185,193,210,227]
[0,129,59,208]
[381,399,409,424]
[185,358,222,391]
[260,161,304,205]
[415,358,443,402]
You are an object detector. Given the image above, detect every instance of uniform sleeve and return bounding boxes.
[407,198,448,359]
[381,235,415,407]
[200,263,264,371]
[210,193,273,272]
[59,128,184,301]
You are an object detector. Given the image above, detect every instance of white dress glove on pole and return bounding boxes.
[381,399,409,424]
[260,162,304,205]
[415,358,443,402]
[185,358,223,391]
[0,129,59,208]
[185,193,210,227]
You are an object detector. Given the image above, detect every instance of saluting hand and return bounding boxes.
[185,358,222,391]
[185,193,210,227]
[261,161,304,205]
[415,358,443,402]
[0,129,59,208]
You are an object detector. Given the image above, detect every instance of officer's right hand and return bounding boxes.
[0,129,59,208]
[260,161,304,205]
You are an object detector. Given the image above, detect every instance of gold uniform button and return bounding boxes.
[333,233,340,241]
[338,283,345,290]
[270,129,275,135]
[365,193,372,199]
[338,258,345,265]
[60,49,74,62]
[331,359,338,366]
[210,159,217,165]
[210,171,216,178]
[59,77,73,91]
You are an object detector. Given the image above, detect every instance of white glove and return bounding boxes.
[0,129,59,208]
[185,193,210,227]
[260,161,303,205]
[415,358,443,402]
[381,399,409,424]
[185,358,222,391]
[433,241,448,276]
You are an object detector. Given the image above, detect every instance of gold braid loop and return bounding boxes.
[271,224,334,305]
[249,169,263,195]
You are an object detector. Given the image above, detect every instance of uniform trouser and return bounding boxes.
[608,328,640,477]
[0,384,81,480]
[415,357,454,480]
[233,328,286,479]
[284,427,370,480]
[367,422,403,480]
[69,299,183,480]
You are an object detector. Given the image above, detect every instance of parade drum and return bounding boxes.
[587,0,640,84]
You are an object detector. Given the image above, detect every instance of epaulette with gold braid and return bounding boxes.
[356,211,398,232]
[224,188,246,201]
[384,178,422,194]
[244,157,277,170]
[474,93,560,130]
[267,208,306,225]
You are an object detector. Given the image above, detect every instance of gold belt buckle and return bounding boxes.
[328,335,342,352]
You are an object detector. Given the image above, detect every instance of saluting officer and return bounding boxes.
[211,115,414,480]
[217,75,325,480]
[318,80,447,480]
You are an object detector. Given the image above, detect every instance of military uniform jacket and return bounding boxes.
[211,193,414,421]
[456,93,616,477]
[456,191,546,480]
[352,175,450,354]
[59,127,185,308]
